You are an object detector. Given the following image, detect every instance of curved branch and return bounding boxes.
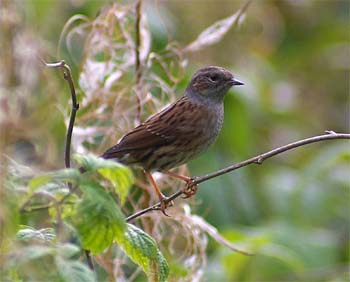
[42,60,79,169]
[193,131,350,185]
[42,60,94,271]
[126,131,350,222]
[134,0,142,124]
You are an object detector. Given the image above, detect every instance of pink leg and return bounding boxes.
[144,170,171,216]
[162,170,198,198]
[162,170,191,182]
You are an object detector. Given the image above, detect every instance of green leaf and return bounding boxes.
[16,225,56,242]
[5,242,93,282]
[74,154,122,171]
[8,245,56,267]
[0,187,20,242]
[56,256,96,282]
[29,175,52,190]
[29,168,81,190]
[97,166,133,205]
[74,154,133,205]
[115,224,169,282]
[57,243,81,259]
[72,182,126,254]
[48,194,78,220]
[38,181,70,197]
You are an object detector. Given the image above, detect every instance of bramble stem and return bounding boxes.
[43,59,94,271]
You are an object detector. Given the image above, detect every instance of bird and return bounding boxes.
[98,66,243,213]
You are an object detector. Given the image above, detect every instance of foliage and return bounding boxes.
[2,154,169,281]
[0,0,348,281]
[4,240,95,282]
[74,154,134,205]
[115,224,169,282]
[72,181,126,254]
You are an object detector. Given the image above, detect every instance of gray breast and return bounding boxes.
[180,102,224,163]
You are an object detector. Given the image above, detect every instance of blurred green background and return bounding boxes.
[1,0,349,281]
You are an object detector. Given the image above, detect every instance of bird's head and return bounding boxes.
[187,66,243,102]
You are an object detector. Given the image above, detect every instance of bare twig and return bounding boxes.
[42,59,94,271]
[42,60,79,169]
[126,131,350,222]
[85,250,94,270]
[134,0,142,125]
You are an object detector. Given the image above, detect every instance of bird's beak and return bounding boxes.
[232,78,244,86]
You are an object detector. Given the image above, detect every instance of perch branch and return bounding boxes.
[126,131,350,222]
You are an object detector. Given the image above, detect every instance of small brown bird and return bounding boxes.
[101,66,243,211]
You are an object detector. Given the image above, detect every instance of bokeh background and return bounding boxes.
[1,0,349,281]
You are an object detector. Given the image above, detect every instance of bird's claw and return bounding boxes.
[182,179,198,199]
[158,196,173,216]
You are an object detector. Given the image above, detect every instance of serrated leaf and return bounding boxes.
[97,166,133,205]
[16,225,56,243]
[74,154,124,171]
[74,154,133,205]
[56,256,96,282]
[154,251,169,282]
[115,224,169,282]
[72,182,126,254]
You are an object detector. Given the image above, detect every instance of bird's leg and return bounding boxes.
[162,170,191,181]
[162,170,198,199]
[144,170,171,216]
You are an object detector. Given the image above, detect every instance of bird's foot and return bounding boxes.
[144,171,173,216]
[158,194,174,216]
[162,170,198,198]
[182,179,198,199]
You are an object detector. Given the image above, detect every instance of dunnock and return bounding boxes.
[100,66,243,211]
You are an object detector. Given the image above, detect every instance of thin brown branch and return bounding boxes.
[85,250,94,270]
[134,0,142,125]
[42,60,79,169]
[193,131,350,184]
[42,59,94,271]
[126,131,350,222]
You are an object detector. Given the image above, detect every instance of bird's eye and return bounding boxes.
[208,74,218,82]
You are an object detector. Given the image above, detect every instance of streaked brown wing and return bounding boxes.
[101,96,192,159]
